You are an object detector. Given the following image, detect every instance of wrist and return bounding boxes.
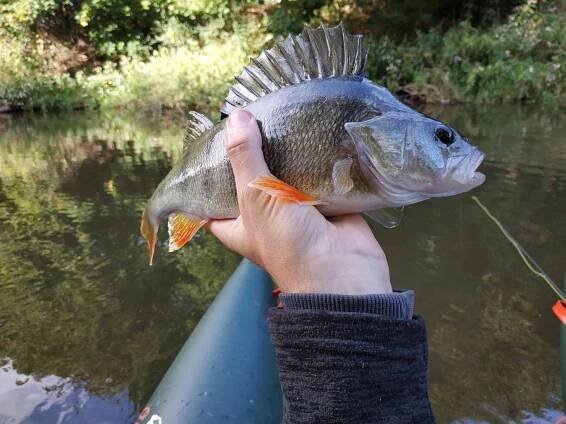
[271,253,392,295]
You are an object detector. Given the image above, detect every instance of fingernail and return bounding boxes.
[228,109,253,128]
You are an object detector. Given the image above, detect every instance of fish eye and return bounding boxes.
[435,126,455,146]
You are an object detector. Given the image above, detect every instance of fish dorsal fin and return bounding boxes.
[221,22,368,115]
[183,111,213,151]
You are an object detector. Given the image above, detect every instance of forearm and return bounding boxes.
[268,292,435,424]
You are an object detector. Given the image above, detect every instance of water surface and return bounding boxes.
[0,105,564,423]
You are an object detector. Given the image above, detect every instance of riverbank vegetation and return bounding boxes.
[0,0,563,113]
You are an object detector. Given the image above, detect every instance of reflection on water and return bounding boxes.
[0,111,241,423]
[0,106,564,423]
[0,359,133,423]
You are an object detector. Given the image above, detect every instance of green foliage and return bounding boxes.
[0,0,268,112]
[90,23,265,114]
[267,0,525,38]
[75,0,164,55]
[0,0,563,111]
[365,1,565,106]
[267,0,326,35]
[0,0,254,57]
[0,34,89,111]
[1,74,91,112]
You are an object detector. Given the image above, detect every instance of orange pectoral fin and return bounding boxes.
[248,175,321,205]
[168,213,208,252]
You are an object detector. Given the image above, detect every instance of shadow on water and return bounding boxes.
[0,105,564,422]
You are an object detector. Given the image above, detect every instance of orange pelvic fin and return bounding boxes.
[140,209,158,266]
[168,213,208,252]
[248,175,321,205]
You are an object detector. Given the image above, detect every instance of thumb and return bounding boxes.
[226,109,270,194]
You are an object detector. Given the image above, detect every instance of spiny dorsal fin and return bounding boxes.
[221,22,368,115]
[183,111,213,151]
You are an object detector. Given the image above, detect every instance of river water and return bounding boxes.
[0,105,564,423]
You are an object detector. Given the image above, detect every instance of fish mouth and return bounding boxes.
[429,148,485,196]
[454,148,485,185]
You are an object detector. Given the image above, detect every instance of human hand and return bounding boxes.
[208,109,392,295]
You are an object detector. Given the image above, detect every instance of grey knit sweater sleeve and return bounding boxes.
[280,290,415,319]
[267,292,435,424]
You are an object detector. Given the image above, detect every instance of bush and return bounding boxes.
[89,28,262,114]
[365,0,565,106]
[0,0,563,112]
[0,3,266,113]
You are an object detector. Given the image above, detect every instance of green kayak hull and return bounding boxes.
[137,259,283,424]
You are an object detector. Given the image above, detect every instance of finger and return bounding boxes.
[226,109,270,194]
[206,218,253,258]
[329,214,374,239]
[330,214,384,252]
[328,213,368,229]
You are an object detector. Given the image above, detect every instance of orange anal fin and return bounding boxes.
[168,213,208,252]
[248,175,321,205]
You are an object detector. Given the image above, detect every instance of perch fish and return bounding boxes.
[141,23,485,264]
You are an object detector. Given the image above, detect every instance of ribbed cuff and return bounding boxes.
[279,290,414,320]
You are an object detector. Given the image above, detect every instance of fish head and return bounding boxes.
[345,111,485,206]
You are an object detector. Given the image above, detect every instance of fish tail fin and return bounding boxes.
[248,175,322,205]
[140,208,158,266]
[168,213,208,252]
